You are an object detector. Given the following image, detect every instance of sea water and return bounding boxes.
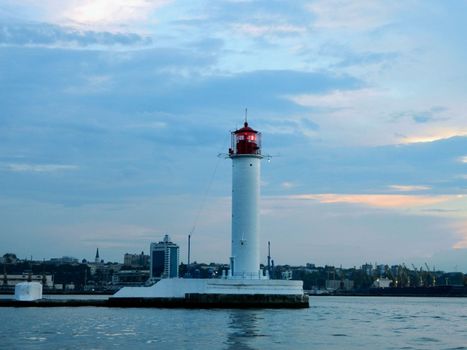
[1,296,466,349]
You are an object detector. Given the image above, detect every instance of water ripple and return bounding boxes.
[1,297,467,349]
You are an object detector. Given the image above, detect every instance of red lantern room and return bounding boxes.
[229,122,262,156]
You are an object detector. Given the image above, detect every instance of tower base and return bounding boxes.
[111,278,309,308]
[109,293,308,308]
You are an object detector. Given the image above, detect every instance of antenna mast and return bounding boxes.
[187,234,191,277]
[267,241,271,277]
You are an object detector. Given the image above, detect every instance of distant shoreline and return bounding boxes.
[308,285,467,297]
[2,285,467,298]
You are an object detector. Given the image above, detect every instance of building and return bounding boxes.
[373,277,392,288]
[53,283,75,291]
[124,252,149,267]
[361,263,373,276]
[440,272,465,286]
[150,235,179,280]
[325,279,354,291]
[281,270,293,280]
[112,270,150,286]
[95,248,101,264]
[1,273,53,288]
[49,256,79,265]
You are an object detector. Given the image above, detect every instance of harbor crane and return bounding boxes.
[425,263,436,286]
[412,264,424,287]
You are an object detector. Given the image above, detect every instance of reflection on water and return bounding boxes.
[1,297,467,349]
[226,311,262,350]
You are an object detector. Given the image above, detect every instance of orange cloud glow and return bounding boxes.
[399,130,467,144]
[288,193,454,208]
[389,185,431,192]
[452,224,467,249]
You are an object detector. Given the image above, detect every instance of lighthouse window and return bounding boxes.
[250,163,252,166]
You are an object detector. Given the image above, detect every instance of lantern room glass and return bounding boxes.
[231,131,262,155]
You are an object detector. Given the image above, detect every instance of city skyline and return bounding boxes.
[1,1,467,271]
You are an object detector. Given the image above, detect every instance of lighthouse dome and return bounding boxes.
[230,122,262,156]
[234,122,258,134]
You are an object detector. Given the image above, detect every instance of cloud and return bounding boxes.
[65,0,171,28]
[63,74,114,94]
[132,69,359,115]
[334,51,399,69]
[288,193,454,209]
[287,88,383,109]
[413,114,437,124]
[286,85,467,146]
[399,130,467,144]
[389,185,431,192]
[0,0,172,32]
[452,223,467,249]
[124,121,167,130]
[261,194,464,269]
[458,156,467,164]
[233,23,306,37]
[260,117,319,138]
[281,181,296,189]
[1,163,79,173]
[2,0,467,269]
[0,23,152,48]
[306,0,399,31]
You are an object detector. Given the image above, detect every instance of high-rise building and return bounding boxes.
[124,252,149,267]
[150,235,179,280]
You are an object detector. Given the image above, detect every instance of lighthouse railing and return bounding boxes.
[223,270,270,280]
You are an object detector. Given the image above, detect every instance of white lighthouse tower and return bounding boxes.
[228,121,263,279]
[112,117,307,307]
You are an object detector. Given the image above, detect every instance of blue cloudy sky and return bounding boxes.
[1,0,467,271]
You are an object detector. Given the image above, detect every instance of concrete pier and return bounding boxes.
[0,293,309,309]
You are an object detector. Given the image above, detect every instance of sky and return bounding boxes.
[1,0,467,271]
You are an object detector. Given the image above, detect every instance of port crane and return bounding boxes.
[412,264,424,287]
[424,263,436,286]
[401,263,411,287]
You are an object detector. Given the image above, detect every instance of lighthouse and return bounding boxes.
[228,121,263,279]
[112,117,307,307]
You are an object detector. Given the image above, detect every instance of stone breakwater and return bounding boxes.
[0,293,309,309]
